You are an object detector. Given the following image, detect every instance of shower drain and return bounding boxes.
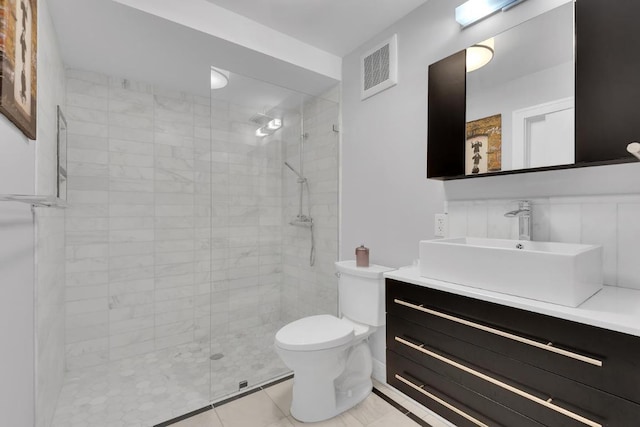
[209,353,224,360]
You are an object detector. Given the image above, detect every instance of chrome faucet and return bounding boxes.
[504,200,531,241]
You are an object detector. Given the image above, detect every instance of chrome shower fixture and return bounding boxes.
[255,118,282,137]
[284,161,306,183]
[290,214,313,227]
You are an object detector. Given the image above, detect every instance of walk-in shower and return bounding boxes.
[49,67,339,426]
[207,72,339,407]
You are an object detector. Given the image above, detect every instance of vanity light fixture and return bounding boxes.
[456,0,528,28]
[210,66,230,89]
[255,128,269,137]
[466,38,494,72]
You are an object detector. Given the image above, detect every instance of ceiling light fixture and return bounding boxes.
[210,67,230,89]
[466,38,494,72]
[455,0,528,28]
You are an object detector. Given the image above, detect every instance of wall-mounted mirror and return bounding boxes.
[428,0,640,180]
[466,2,574,175]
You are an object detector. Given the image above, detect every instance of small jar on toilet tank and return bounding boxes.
[355,245,369,267]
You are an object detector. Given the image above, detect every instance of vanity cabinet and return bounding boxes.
[575,0,640,165]
[385,279,640,427]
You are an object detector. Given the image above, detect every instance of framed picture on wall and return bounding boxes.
[465,114,502,175]
[0,0,37,140]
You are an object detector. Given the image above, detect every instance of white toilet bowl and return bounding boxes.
[275,314,374,422]
[274,261,394,423]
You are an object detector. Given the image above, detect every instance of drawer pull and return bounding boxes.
[394,298,603,367]
[395,374,490,427]
[396,336,603,427]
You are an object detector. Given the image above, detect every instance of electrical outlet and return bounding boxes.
[434,213,448,237]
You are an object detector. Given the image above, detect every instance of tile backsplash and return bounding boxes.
[445,195,640,289]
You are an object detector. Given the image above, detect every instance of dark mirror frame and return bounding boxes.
[427,0,640,180]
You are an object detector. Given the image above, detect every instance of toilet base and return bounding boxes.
[335,378,372,414]
[288,341,374,423]
[290,379,372,423]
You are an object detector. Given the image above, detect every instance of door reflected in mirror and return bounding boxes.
[465,2,574,175]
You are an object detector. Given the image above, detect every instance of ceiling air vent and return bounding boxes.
[361,34,398,100]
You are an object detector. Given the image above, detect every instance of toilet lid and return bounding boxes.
[275,315,354,351]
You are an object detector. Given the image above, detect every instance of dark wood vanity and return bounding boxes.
[386,278,640,427]
[414,0,640,421]
[427,0,640,180]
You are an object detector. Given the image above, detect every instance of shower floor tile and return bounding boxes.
[51,322,288,427]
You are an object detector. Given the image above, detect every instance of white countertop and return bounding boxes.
[385,266,640,338]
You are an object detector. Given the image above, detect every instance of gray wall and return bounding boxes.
[341,0,640,374]
[0,1,67,426]
[35,2,68,426]
[341,0,575,269]
[341,0,640,262]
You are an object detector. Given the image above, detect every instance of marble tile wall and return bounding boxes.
[63,70,213,369]
[208,99,284,339]
[446,195,640,289]
[281,89,340,323]
[64,68,340,372]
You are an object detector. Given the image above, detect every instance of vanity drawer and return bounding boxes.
[388,314,640,427]
[387,350,545,427]
[386,279,640,404]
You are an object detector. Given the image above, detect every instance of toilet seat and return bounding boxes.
[275,315,354,351]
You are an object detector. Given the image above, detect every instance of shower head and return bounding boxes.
[248,113,274,126]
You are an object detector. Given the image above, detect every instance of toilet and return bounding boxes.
[274,260,394,422]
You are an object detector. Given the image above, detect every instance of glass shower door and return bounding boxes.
[208,72,339,402]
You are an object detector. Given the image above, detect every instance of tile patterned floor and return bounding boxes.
[52,323,288,427]
[168,379,453,427]
[51,316,452,427]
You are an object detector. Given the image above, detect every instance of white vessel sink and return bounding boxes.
[419,237,603,307]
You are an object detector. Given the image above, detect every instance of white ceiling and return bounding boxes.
[204,0,429,57]
[48,0,340,98]
[47,0,429,100]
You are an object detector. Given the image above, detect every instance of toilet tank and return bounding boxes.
[335,260,395,327]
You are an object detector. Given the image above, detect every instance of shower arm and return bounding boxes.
[285,161,305,219]
[284,161,306,182]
